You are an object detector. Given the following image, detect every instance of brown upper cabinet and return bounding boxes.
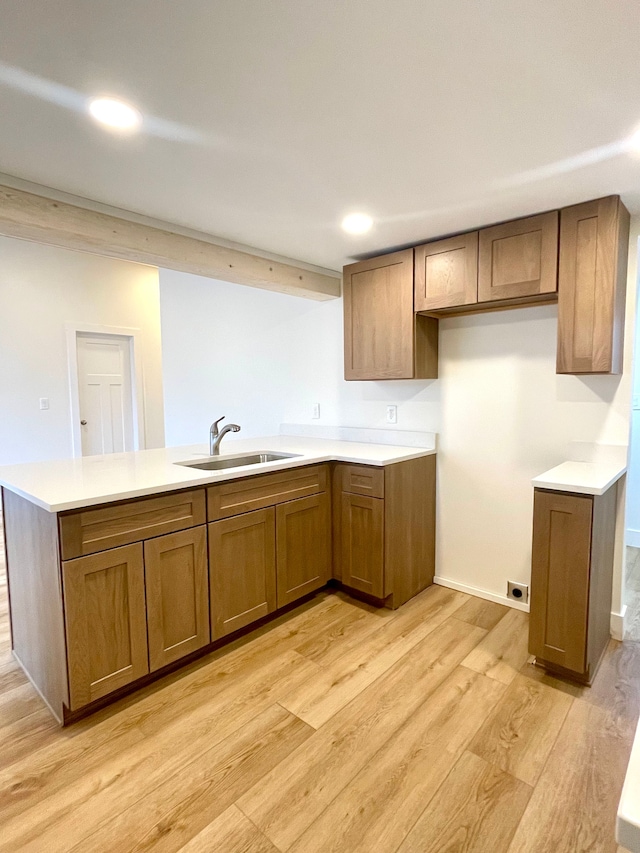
[478,211,559,303]
[343,249,438,380]
[414,231,479,312]
[556,196,630,375]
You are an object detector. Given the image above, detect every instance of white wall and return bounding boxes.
[161,223,638,610]
[159,269,441,447]
[0,236,165,465]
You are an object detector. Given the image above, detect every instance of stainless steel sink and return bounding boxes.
[175,452,301,471]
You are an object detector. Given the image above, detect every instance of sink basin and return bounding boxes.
[175,452,301,471]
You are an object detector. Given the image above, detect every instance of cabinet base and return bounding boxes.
[532,640,610,687]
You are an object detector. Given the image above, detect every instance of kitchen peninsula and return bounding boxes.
[0,434,436,723]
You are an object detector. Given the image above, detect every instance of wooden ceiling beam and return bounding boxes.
[0,184,341,300]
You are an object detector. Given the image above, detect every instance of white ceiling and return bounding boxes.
[1,0,639,271]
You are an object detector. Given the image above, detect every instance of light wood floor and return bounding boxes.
[1,524,639,853]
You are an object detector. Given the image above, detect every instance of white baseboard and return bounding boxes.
[627,529,640,549]
[611,605,627,641]
[435,577,626,639]
[434,576,530,613]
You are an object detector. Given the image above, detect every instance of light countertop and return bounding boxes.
[531,460,626,496]
[0,434,436,513]
[619,718,640,851]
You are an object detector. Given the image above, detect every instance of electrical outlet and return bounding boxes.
[39,397,49,411]
[507,581,529,604]
[312,403,320,419]
[386,405,397,424]
[634,394,640,411]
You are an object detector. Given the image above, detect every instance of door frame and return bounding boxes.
[66,322,146,457]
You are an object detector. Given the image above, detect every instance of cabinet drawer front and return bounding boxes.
[144,526,210,672]
[478,211,558,302]
[336,464,384,498]
[60,490,206,560]
[62,543,149,710]
[529,489,592,674]
[207,465,327,521]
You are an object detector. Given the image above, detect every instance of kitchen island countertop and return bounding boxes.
[0,434,436,513]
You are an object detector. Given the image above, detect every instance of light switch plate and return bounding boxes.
[39,397,50,410]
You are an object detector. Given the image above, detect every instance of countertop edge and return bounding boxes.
[531,463,627,497]
[0,446,437,514]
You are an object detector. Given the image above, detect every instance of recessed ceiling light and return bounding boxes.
[341,213,373,235]
[88,97,142,131]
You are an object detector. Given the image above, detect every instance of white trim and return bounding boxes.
[611,605,628,641]
[65,322,147,457]
[434,575,530,613]
[627,529,640,549]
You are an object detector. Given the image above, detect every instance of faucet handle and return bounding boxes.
[210,416,225,435]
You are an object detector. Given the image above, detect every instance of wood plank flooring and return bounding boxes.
[1,520,640,852]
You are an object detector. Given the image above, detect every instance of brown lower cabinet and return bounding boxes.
[333,455,436,608]
[62,542,149,710]
[529,485,617,684]
[276,492,331,607]
[3,456,435,723]
[209,507,277,640]
[209,493,331,638]
[340,493,385,598]
[144,526,210,671]
[63,525,210,710]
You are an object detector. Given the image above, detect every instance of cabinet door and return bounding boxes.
[208,508,276,639]
[414,232,478,311]
[478,211,558,302]
[529,490,593,674]
[62,543,148,710]
[144,526,210,672]
[343,249,438,380]
[341,493,385,598]
[556,196,630,374]
[275,493,331,608]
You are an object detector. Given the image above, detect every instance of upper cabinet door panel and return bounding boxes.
[478,211,559,302]
[343,249,417,380]
[414,232,478,311]
[556,196,630,375]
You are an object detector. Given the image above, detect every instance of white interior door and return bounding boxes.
[76,333,135,456]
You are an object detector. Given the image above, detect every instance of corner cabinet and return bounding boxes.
[556,196,630,375]
[529,484,617,684]
[343,249,438,380]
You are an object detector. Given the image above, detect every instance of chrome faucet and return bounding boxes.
[209,416,241,455]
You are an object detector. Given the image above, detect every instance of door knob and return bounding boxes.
[80,420,87,426]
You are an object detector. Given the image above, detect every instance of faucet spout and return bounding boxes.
[209,417,241,455]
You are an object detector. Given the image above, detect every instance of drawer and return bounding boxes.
[207,464,327,521]
[60,489,206,560]
[336,464,385,498]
